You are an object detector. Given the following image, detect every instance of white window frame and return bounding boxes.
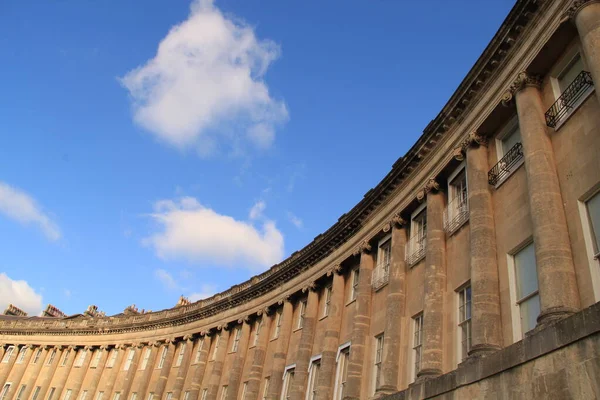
[373,334,384,394]
[211,334,220,361]
[176,342,186,366]
[16,384,26,400]
[182,392,189,400]
[297,299,307,330]
[32,348,42,364]
[60,349,70,367]
[157,346,168,369]
[123,349,135,371]
[200,389,207,400]
[306,355,322,400]
[456,283,472,365]
[262,377,270,400]
[349,268,359,303]
[411,314,423,383]
[64,389,72,400]
[165,393,172,400]
[130,394,137,400]
[333,342,350,400]
[146,393,152,400]
[194,339,204,363]
[80,391,88,400]
[373,234,392,290]
[90,350,102,368]
[579,187,600,302]
[549,44,595,131]
[253,318,263,346]
[106,350,118,368]
[220,386,228,400]
[0,383,11,400]
[445,162,469,234]
[231,327,242,353]
[32,386,41,400]
[1,346,14,363]
[96,393,104,400]
[16,346,27,364]
[74,349,87,367]
[280,364,296,400]
[48,387,56,400]
[493,116,524,188]
[140,348,151,370]
[47,349,57,365]
[406,202,427,266]
[241,382,248,399]
[112,393,121,400]
[273,309,283,339]
[322,285,332,318]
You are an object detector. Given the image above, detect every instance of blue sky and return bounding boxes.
[0,0,514,316]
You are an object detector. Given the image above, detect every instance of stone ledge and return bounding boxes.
[383,301,600,400]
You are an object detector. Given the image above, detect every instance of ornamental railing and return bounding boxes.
[372,260,390,290]
[443,191,469,234]
[405,234,426,266]
[488,142,524,186]
[545,70,593,128]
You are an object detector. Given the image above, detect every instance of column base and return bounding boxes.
[374,385,398,397]
[415,368,442,382]
[468,343,501,359]
[536,306,578,329]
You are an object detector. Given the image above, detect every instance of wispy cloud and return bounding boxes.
[120,0,288,156]
[0,273,43,315]
[249,200,266,220]
[144,196,284,270]
[189,284,218,301]
[287,211,303,229]
[155,269,179,290]
[0,182,61,241]
[154,269,217,302]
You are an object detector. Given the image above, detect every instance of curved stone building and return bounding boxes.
[2,0,600,399]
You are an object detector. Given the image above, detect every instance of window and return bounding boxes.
[140,348,151,370]
[16,346,27,364]
[64,390,73,400]
[491,116,523,187]
[241,381,248,399]
[96,392,104,400]
[262,377,270,400]
[176,343,186,366]
[158,346,168,369]
[211,334,220,361]
[16,384,26,400]
[74,349,87,367]
[0,383,10,400]
[334,344,350,400]
[106,350,118,368]
[146,394,153,400]
[32,387,41,400]
[80,391,88,400]
[200,389,207,400]
[220,386,228,400]
[47,349,57,365]
[182,392,189,400]
[48,387,56,400]
[281,366,295,400]
[130,394,137,400]
[374,334,384,391]
[297,300,307,329]
[350,268,359,302]
[165,393,172,400]
[445,165,469,234]
[513,242,540,336]
[253,318,263,346]
[61,349,70,366]
[557,53,585,93]
[194,339,204,363]
[407,205,427,266]
[113,393,121,400]
[273,310,283,339]
[91,350,102,368]
[373,236,391,290]
[412,314,423,381]
[2,346,14,363]
[585,191,600,259]
[32,348,42,364]
[458,285,472,361]
[307,358,321,400]
[231,328,242,352]
[322,285,332,317]
[124,349,135,371]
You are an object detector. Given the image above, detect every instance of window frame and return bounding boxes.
[507,240,540,340]
[322,284,332,318]
[273,309,283,339]
[297,299,307,330]
[373,334,384,394]
[252,318,263,347]
[306,355,322,400]
[176,342,186,366]
[456,283,472,364]
[0,383,10,400]
[412,314,423,382]
[280,365,296,400]
[157,346,168,369]
[16,346,27,364]
[106,349,118,369]
[1,346,14,363]
[194,338,204,364]
[140,348,151,370]
[579,187,600,302]
[90,350,102,369]
[16,384,26,400]
[262,377,270,400]
[333,343,350,400]
[493,116,524,188]
[123,349,135,371]
[211,333,221,361]
[231,327,242,353]
[74,349,87,368]
[349,268,360,303]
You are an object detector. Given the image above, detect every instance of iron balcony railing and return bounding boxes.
[545,70,593,128]
[405,234,426,266]
[372,260,390,290]
[488,142,524,186]
[443,191,469,234]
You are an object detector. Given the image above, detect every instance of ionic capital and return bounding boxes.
[566,0,600,19]
[237,316,250,325]
[417,178,441,202]
[277,296,291,306]
[502,71,542,105]
[391,213,407,228]
[302,282,317,293]
[183,334,194,342]
[353,240,372,256]
[326,264,343,277]
[257,305,270,316]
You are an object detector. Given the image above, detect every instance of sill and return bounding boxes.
[345,298,356,307]
[248,344,256,349]
[293,327,303,333]
[270,337,278,342]
[408,254,425,269]
[373,282,388,292]
[553,88,594,131]
[318,314,328,321]
[446,217,469,237]
[494,158,524,189]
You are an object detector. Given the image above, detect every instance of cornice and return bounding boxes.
[0,0,545,338]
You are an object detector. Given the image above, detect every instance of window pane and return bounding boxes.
[515,243,538,299]
[520,294,541,335]
[587,192,600,253]
[559,54,583,92]
[502,126,521,154]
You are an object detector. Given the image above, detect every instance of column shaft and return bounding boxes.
[207,329,230,400]
[0,344,20,386]
[173,340,194,399]
[5,346,34,398]
[59,347,93,400]
[18,347,48,400]
[290,288,319,400]
[574,1,600,104]
[102,347,125,396]
[84,348,109,399]
[316,271,344,400]
[227,322,251,400]
[245,314,272,400]
[345,249,374,399]
[120,347,142,400]
[189,337,210,399]
[466,143,503,355]
[418,191,446,379]
[266,300,293,400]
[153,343,177,398]
[515,83,580,324]
[137,345,160,400]
[32,346,63,400]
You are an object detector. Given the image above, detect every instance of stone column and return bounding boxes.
[34,345,64,400]
[245,309,272,400]
[417,179,446,380]
[137,343,160,400]
[504,73,580,325]
[172,336,194,400]
[207,327,231,400]
[290,284,319,400]
[153,339,177,399]
[226,319,251,400]
[454,134,505,357]
[5,345,34,398]
[345,242,375,400]
[266,298,293,400]
[377,216,409,396]
[570,0,600,104]
[19,346,48,400]
[59,346,93,400]
[120,344,143,400]
[102,345,126,396]
[0,343,20,386]
[50,345,77,398]
[84,346,109,398]
[189,334,210,399]
[316,266,344,400]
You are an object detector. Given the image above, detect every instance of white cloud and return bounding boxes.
[120,0,288,155]
[287,211,303,229]
[144,196,284,270]
[0,182,61,241]
[249,200,266,220]
[189,284,218,301]
[155,269,179,290]
[0,273,43,316]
